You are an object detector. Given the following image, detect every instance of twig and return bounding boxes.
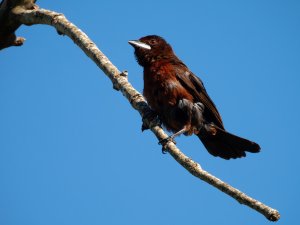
[0,1,280,221]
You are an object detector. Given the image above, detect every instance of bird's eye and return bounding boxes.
[149,39,157,45]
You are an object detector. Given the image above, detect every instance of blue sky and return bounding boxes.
[1,1,299,224]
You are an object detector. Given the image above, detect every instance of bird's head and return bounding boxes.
[128,35,174,67]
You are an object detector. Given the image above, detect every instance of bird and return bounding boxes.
[128,35,260,159]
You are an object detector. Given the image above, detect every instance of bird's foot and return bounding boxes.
[141,123,150,132]
[158,126,190,153]
[158,136,176,154]
[141,109,160,132]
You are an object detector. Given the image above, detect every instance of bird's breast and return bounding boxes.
[143,68,193,112]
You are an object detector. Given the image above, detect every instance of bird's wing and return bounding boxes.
[173,62,224,129]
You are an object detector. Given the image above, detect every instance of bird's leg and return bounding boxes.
[159,125,190,153]
[158,98,195,153]
[192,102,205,134]
[170,126,190,139]
[141,109,161,132]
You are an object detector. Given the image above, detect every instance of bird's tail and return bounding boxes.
[197,124,260,159]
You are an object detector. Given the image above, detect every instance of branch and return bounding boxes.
[0,0,38,49]
[0,1,280,222]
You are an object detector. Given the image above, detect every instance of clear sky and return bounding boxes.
[1,1,299,225]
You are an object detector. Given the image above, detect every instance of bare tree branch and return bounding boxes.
[0,0,38,49]
[0,1,280,222]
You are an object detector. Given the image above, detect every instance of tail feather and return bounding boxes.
[197,125,260,160]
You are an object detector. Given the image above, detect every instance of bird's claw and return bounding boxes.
[141,109,160,132]
[141,123,149,132]
[158,136,176,153]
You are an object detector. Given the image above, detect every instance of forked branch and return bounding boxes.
[0,0,280,221]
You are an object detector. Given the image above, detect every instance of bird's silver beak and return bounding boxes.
[128,40,151,50]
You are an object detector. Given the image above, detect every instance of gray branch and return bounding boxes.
[0,0,280,222]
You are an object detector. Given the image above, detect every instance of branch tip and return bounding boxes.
[268,210,280,222]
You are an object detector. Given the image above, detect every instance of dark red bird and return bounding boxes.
[129,35,260,159]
